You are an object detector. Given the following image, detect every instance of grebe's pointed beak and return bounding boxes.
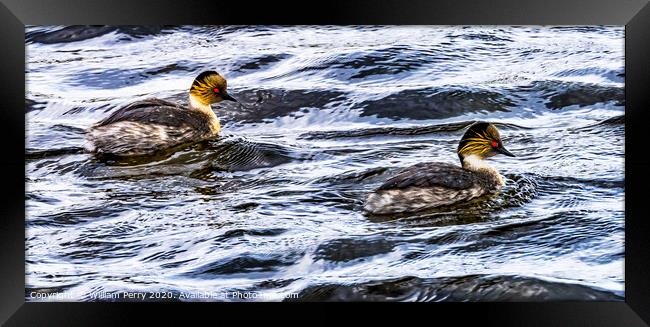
[498,146,516,157]
[222,92,238,102]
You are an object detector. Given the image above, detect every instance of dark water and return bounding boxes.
[25,25,624,301]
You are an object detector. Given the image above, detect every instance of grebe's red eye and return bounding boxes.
[491,140,498,147]
[213,87,220,93]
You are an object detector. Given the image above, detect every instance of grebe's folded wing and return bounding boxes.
[95,98,207,128]
[377,162,478,190]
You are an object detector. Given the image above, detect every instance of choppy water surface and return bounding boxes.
[25,26,625,301]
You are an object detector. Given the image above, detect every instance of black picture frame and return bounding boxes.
[2,0,649,325]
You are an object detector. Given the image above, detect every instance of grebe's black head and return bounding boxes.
[457,122,515,164]
[189,71,237,105]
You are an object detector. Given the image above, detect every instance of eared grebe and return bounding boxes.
[86,71,237,156]
[363,122,516,215]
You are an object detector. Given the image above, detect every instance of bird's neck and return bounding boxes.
[461,154,504,186]
[189,94,221,134]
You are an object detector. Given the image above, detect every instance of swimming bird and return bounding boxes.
[363,122,516,215]
[86,71,237,157]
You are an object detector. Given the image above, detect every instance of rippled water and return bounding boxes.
[25,25,625,301]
